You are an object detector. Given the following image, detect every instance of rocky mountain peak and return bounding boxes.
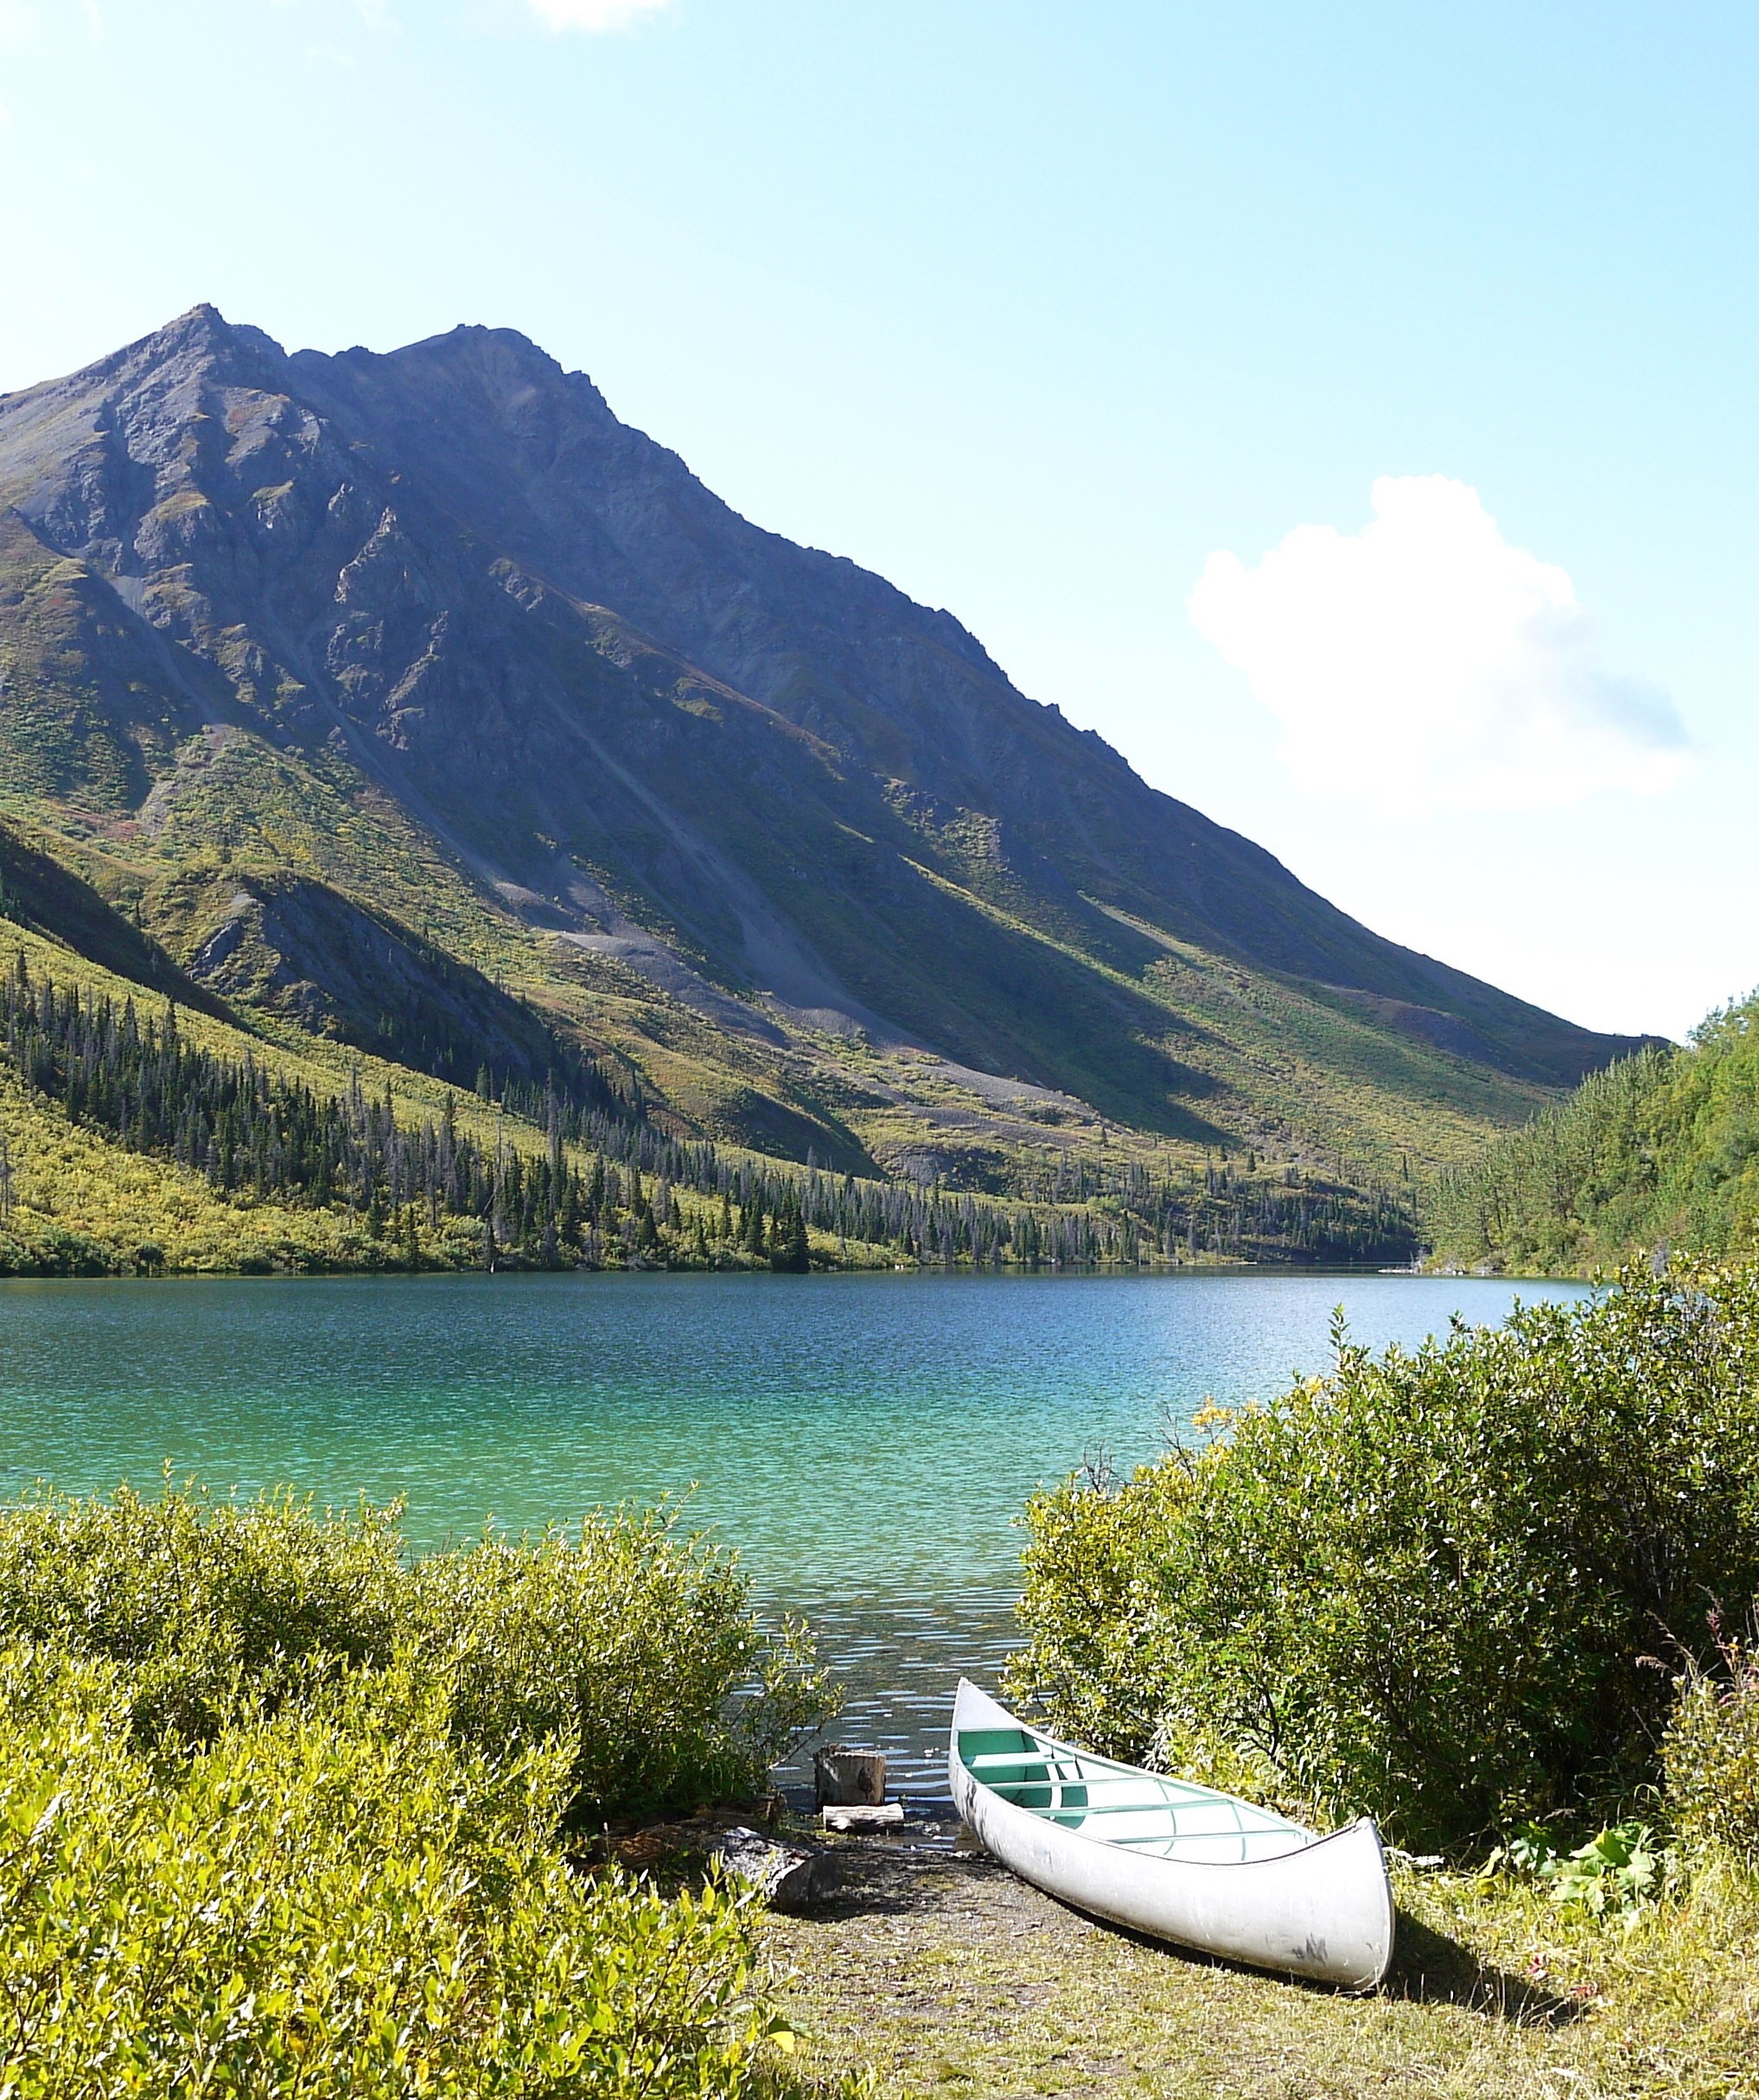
[0,304,1652,1161]
[102,303,290,405]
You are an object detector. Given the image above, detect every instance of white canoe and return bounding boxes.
[948,1679,1393,1988]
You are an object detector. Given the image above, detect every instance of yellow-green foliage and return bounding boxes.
[0,1060,383,1273]
[0,1643,804,2098]
[1665,1631,1759,1869]
[0,922,545,1274]
[0,1484,837,1823]
[415,1513,834,1821]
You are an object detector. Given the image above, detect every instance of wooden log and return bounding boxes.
[709,1827,839,1912]
[814,1745,889,1806]
[821,1801,906,1832]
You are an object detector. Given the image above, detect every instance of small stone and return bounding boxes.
[710,1827,840,1912]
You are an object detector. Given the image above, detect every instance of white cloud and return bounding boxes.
[526,0,672,29]
[1188,475,1689,814]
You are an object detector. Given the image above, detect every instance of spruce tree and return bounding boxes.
[774,1195,810,1273]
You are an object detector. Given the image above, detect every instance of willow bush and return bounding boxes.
[1665,1624,1759,1867]
[0,1644,806,2098]
[0,1480,406,1745]
[0,1486,841,2094]
[1010,1260,1759,1854]
[415,1510,834,1820]
[0,1483,837,1820]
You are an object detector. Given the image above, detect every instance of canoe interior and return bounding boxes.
[957,1725,1315,1864]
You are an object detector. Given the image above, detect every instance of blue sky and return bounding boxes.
[1,0,1754,1038]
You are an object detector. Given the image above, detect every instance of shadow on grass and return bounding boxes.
[771,1847,1590,2030]
[1384,1906,1584,2027]
[803,1846,1001,1923]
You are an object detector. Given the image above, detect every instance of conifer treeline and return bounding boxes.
[521,1081,1417,1266]
[1,955,858,1270]
[3,950,1418,1269]
[1,953,593,1267]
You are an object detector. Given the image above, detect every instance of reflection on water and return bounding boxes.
[0,1268,1587,1787]
[771,1588,1020,1807]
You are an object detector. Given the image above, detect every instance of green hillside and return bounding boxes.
[0,750,1558,1268]
[0,903,1428,1278]
[1427,993,1759,1274]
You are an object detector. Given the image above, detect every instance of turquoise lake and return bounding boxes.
[0,1268,1588,1794]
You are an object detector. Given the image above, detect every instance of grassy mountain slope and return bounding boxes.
[0,807,225,1016]
[1428,993,1759,1273]
[0,306,1650,1235]
[0,920,527,1273]
[0,910,1424,1278]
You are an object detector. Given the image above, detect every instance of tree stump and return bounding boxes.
[709,1827,839,1912]
[814,1745,888,1807]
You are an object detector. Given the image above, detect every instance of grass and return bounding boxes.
[767,1843,1759,2099]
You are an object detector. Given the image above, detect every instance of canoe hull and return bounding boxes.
[948,1681,1394,1989]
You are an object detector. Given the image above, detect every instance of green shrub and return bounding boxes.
[1429,991,1759,1274]
[1491,1818,1673,1924]
[0,1481,407,1744]
[1664,1622,1759,1867]
[0,1483,836,1820]
[0,1641,807,2097]
[1010,1261,1759,1854]
[416,1507,836,1821]
[0,1221,117,1275]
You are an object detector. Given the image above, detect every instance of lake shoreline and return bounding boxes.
[0,1270,1591,1785]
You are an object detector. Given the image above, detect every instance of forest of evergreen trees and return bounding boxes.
[2,951,1418,1272]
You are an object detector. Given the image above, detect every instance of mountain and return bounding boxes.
[0,304,1647,1214]
[1430,993,1759,1274]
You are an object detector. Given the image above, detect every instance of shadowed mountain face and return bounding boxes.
[175,869,588,1095]
[0,305,1647,1174]
[0,814,226,1018]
